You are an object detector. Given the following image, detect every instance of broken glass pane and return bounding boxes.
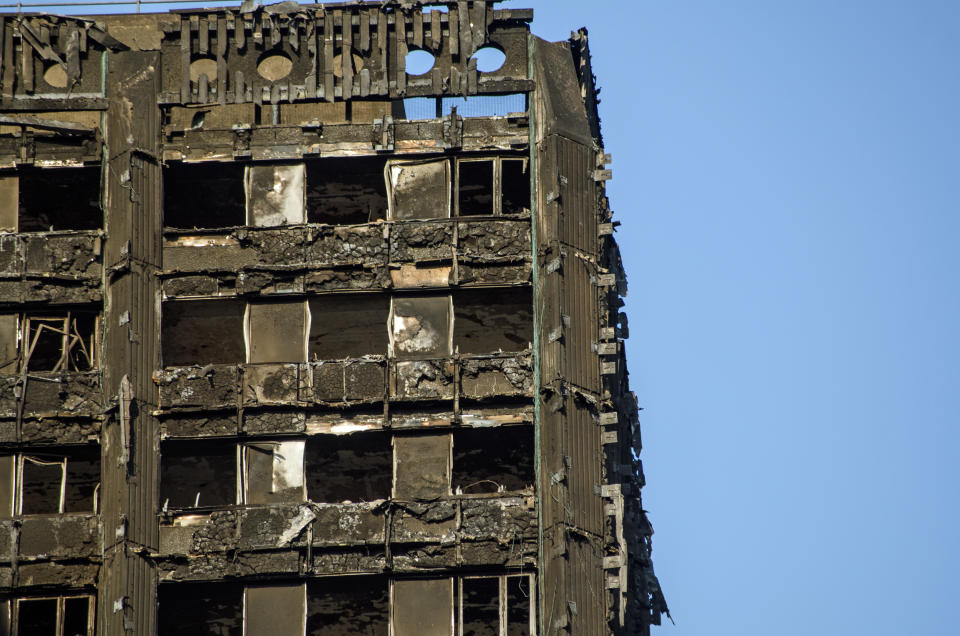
[391,296,451,359]
[388,160,450,220]
[392,579,453,636]
[245,441,304,505]
[246,164,306,227]
[245,584,305,636]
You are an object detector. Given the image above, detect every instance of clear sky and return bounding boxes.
[522,1,960,634]
[12,0,959,633]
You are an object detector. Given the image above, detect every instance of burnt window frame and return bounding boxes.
[455,155,530,218]
[457,573,536,636]
[244,300,310,364]
[452,425,535,496]
[239,439,306,505]
[161,439,306,511]
[0,165,104,234]
[160,298,246,368]
[1,311,100,375]
[8,594,96,636]
[0,449,101,517]
[388,573,537,636]
[389,293,454,360]
[385,157,452,221]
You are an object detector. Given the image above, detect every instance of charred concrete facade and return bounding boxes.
[0,2,666,635]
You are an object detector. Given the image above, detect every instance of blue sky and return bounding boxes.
[520,1,960,633]
[12,0,959,632]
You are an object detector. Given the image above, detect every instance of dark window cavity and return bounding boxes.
[458,160,494,216]
[305,432,392,503]
[307,157,388,224]
[453,427,534,495]
[454,288,533,354]
[307,575,389,636]
[160,440,237,509]
[164,162,245,230]
[158,582,243,636]
[309,295,389,360]
[13,166,102,232]
[162,300,245,366]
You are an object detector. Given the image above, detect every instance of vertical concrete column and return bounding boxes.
[100,50,163,636]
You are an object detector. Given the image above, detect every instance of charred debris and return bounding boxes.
[0,2,666,634]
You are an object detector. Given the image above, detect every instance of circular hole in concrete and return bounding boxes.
[43,63,68,88]
[257,53,293,82]
[332,51,365,78]
[472,46,506,73]
[405,49,435,76]
[189,57,218,83]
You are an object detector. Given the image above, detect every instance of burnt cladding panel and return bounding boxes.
[558,137,598,257]
[567,529,606,635]
[563,255,599,391]
[566,395,603,536]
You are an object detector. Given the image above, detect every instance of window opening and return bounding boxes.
[246,301,308,364]
[160,440,237,509]
[18,311,97,373]
[393,434,451,500]
[306,157,388,224]
[245,163,306,227]
[307,575,389,636]
[391,295,452,359]
[19,456,63,515]
[14,166,102,233]
[505,575,532,636]
[162,300,245,366]
[17,598,58,636]
[457,574,535,636]
[453,288,533,355]
[457,160,494,216]
[242,440,305,505]
[500,159,530,215]
[453,427,534,495]
[456,157,529,217]
[163,162,245,230]
[10,595,94,636]
[392,578,454,636]
[158,582,243,636]
[244,584,306,636]
[305,432,392,503]
[386,159,450,220]
[461,577,498,636]
[309,295,389,360]
[399,97,440,121]
[12,446,100,515]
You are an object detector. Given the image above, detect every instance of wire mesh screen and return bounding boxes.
[442,94,527,117]
[401,97,439,121]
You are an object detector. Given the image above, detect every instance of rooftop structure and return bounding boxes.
[0,2,667,634]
